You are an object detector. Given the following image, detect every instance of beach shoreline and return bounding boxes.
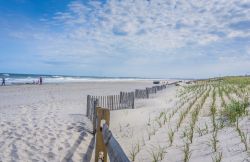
[0,80,164,162]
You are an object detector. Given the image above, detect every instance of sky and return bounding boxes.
[0,0,249,78]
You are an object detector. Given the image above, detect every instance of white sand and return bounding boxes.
[1,81,249,162]
[109,84,250,162]
[0,81,153,162]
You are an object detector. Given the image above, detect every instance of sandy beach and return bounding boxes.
[0,81,154,162]
[1,80,250,162]
[1,0,249,161]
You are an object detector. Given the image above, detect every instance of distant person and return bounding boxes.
[1,77,5,86]
[39,77,43,85]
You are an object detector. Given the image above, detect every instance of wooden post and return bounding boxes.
[86,95,90,118]
[111,96,114,110]
[118,95,120,109]
[119,92,122,103]
[95,107,110,162]
[132,92,135,109]
[102,124,130,162]
[93,99,98,134]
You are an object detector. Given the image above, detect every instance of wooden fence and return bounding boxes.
[85,83,171,161]
[135,89,148,99]
[86,92,135,133]
[87,92,135,112]
[95,107,130,162]
[135,84,167,99]
[86,84,168,133]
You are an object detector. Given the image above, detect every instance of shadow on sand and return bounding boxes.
[62,119,95,162]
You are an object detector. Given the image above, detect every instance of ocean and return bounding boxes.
[0,73,158,85]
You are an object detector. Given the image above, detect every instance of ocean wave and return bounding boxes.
[4,77,162,84]
[1,73,169,84]
[3,74,10,76]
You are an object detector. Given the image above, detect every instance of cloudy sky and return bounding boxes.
[0,0,249,78]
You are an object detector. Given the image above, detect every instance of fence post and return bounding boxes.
[132,92,135,109]
[111,96,114,110]
[93,99,98,134]
[120,92,122,103]
[102,124,130,162]
[86,95,90,118]
[95,107,110,162]
[146,88,149,98]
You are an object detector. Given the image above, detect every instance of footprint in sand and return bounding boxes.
[0,141,5,148]
[56,134,61,138]
[10,144,19,160]
[58,146,63,151]
[66,132,72,136]
[26,149,34,157]
[30,145,39,152]
[49,137,56,144]
[42,135,48,139]
[48,132,53,136]
[25,127,30,132]
[67,126,74,130]
[14,132,22,138]
[30,158,40,162]
[46,151,55,160]
[64,141,70,148]
[6,121,11,126]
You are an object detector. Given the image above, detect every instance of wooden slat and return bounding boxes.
[102,124,130,162]
[95,107,110,162]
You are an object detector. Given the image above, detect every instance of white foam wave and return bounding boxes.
[5,77,161,84]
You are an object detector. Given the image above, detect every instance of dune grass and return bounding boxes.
[183,142,192,162]
[221,100,248,123]
[212,152,223,162]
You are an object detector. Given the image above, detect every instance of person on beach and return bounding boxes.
[39,77,43,85]
[1,77,5,86]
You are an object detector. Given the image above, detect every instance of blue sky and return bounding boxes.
[0,0,250,78]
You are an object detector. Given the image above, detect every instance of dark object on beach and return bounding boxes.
[153,81,160,84]
[1,77,5,86]
[39,77,43,85]
[175,83,180,86]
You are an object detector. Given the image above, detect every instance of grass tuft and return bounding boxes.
[221,100,248,123]
[212,151,223,162]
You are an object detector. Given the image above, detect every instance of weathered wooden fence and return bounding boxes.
[86,84,168,133]
[95,107,130,162]
[135,84,167,99]
[86,92,135,133]
[87,92,134,112]
[135,89,148,99]
[85,83,172,161]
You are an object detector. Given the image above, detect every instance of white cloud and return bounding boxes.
[51,0,249,45]
[7,0,250,77]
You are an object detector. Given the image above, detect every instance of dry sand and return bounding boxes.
[0,81,153,162]
[1,81,249,162]
[110,84,250,162]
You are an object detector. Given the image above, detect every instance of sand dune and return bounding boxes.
[1,80,249,162]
